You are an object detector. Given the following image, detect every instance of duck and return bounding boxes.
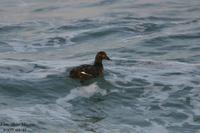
[69,51,111,81]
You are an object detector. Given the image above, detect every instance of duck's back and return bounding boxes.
[70,64,102,80]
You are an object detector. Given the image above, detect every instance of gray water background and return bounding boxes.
[0,0,200,133]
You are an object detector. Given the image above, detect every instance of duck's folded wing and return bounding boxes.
[80,71,92,76]
[70,65,96,79]
[81,65,99,77]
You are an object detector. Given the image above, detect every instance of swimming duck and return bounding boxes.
[69,51,111,81]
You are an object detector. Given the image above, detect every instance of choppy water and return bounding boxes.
[0,0,200,133]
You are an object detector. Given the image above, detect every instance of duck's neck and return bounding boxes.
[94,59,103,68]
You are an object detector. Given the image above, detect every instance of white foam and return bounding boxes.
[56,83,107,107]
[136,122,169,133]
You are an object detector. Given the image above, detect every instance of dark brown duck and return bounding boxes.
[69,51,111,81]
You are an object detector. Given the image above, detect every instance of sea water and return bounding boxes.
[0,0,200,133]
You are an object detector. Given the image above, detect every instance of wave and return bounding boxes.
[0,41,13,52]
[106,58,200,88]
[0,83,108,133]
[33,6,60,12]
[57,19,101,31]
[0,25,25,33]
[0,58,90,81]
[70,26,136,42]
[0,58,199,91]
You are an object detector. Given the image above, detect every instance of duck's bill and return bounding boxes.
[106,56,111,61]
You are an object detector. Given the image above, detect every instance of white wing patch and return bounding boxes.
[81,71,92,76]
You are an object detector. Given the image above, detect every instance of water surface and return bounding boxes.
[0,0,200,133]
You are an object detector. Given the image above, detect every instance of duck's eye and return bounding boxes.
[102,54,106,58]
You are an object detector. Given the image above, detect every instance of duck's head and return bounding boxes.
[95,51,111,62]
